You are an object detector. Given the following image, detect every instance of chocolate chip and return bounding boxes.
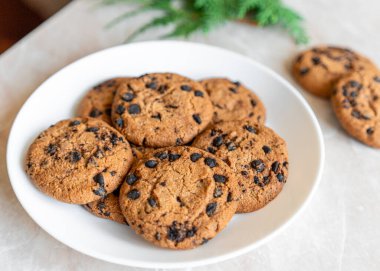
[180,85,191,91]
[115,104,125,115]
[299,67,309,75]
[121,92,134,102]
[128,104,141,115]
[69,120,81,127]
[145,160,158,168]
[227,142,236,151]
[89,108,102,117]
[210,129,217,136]
[201,238,209,245]
[86,127,99,133]
[175,138,183,145]
[115,118,124,127]
[351,110,364,119]
[168,153,181,162]
[312,56,321,65]
[212,136,223,147]
[45,144,57,156]
[206,202,217,216]
[190,153,202,162]
[192,114,202,124]
[373,76,380,83]
[213,187,223,198]
[271,161,280,173]
[93,173,105,186]
[349,80,360,87]
[227,192,233,202]
[186,227,197,238]
[213,174,227,183]
[110,171,116,176]
[105,108,112,116]
[207,147,216,154]
[151,113,161,120]
[127,189,140,200]
[93,187,106,196]
[229,87,237,93]
[157,85,168,93]
[167,223,186,243]
[250,99,257,107]
[277,173,284,182]
[253,176,260,184]
[241,171,248,176]
[262,145,271,154]
[194,90,204,97]
[154,152,168,160]
[204,157,217,168]
[68,151,81,163]
[146,82,157,89]
[126,173,139,185]
[148,198,157,207]
[367,127,374,135]
[243,125,257,134]
[251,159,265,172]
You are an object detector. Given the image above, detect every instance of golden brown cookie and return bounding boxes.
[77,78,129,124]
[111,73,213,147]
[84,188,126,224]
[201,78,266,124]
[192,120,289,213]
[119,146,240,249]
[331,70,380,148]
[26,117,134,204]
[292,46,377,98]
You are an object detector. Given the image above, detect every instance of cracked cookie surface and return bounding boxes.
[111,73,213,147]
[119,146,239,249]
[77,78,129,124]
[192,120,288,213]
[292,46,377,98]
[331,70,380,148]
[201,78,265,124]
[26,117,134,204]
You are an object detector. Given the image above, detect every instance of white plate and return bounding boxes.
[6,41,324,269]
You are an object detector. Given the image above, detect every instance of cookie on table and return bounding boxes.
[84,188,126,224]
[111,73,213,147]
[26,117,134,204]
[292,46,377,98]
[77,78,129,124]
[119,146,240,249]
[192,120,288,213]
[201,78,266,124]
[331,70,380,148]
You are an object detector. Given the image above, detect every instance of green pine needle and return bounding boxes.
[99,0,309,44]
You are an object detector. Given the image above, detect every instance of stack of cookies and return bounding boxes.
[26,73,289,249]
[292,46,380,148]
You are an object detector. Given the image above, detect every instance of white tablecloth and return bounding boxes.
[0,0,379,270]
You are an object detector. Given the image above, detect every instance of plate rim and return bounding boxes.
[6,40,325,269]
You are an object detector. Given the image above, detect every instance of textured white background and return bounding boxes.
[0,0,379,270]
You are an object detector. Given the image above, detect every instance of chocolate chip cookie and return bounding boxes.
[119,146,240,249]
[111,73,213,147]
[192,120,288,213]
[292,46,377,98]
[26,117,134,204]
[201,78,266,124]
[77,78,129,124]
[84,188,126,224]
[331,70,380,148]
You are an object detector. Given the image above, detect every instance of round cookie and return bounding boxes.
[84,188,126,224]
[111,73,213,147]
[192,120,289,213]
[119,146,240,249]
[292,46,377,98]
[77,78,128,124]
[201,78,266,124]
[331,70,380,148]
[26,117,134,204]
